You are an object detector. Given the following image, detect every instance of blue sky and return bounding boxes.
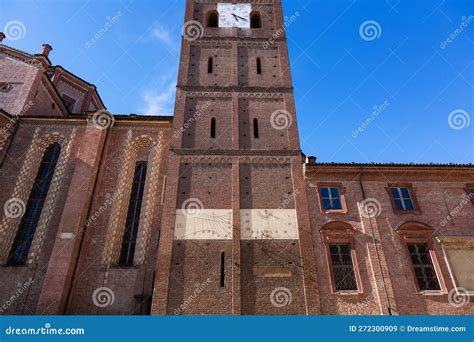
[1,0,472,163]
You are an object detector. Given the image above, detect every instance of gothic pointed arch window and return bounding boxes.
[207,10,219,28]
[250,11,262,29]
[119,161,148,267]
[7,143,61,265]
[103,133,164,267]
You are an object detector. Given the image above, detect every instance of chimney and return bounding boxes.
[307,156,317,165]
[0,32,5,43]
[41,44,53,57]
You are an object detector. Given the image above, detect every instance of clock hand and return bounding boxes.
[231,13,240,22]
[233,14,248,21]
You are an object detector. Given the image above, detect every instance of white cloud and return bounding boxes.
[139,83,175,116]
[151,24,174,47]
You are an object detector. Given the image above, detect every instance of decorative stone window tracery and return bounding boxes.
[103,131,164,267]
[0,128,76,265]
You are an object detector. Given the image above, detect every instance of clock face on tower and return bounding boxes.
[218,3,251,28]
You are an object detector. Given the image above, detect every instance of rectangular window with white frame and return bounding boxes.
[320,187,342,210]
[391,187,415,211]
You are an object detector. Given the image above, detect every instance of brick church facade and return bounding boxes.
[0,0,472,316]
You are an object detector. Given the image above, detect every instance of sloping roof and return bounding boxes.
[306,162,473,168]
[112,114,173,121]
[1,44,105,111]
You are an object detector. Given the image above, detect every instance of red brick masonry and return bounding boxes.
[0,0,472,315]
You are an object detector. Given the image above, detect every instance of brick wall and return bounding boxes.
[182,97,233,149]
[0,121,83,314]
[66,122,173,315]
[305,165,474,315]
[0,56,39,116]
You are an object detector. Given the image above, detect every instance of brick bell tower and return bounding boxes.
[152,0,320,315]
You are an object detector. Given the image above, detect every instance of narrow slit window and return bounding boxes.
[253,118,259,138]
[407,243,441,291]
[329,244,357,291]
[220,251,225,288]
[256,58,262,75]
[210,117,216,139]
[7,143,61,265]
[208,57,213,74]
[119,162,148,267]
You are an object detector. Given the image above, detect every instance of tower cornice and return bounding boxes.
[176,85,293,94]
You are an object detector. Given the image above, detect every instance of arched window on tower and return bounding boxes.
[7,143,61,265]
[207,11,219,28]
[208,57,213,74]
[256,57,262,75]
[250,11,262,29]
[253,118,259,139]
[210,117,216,139]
